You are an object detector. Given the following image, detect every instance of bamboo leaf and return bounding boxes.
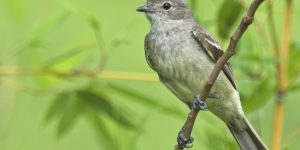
[204,128,238,150]
[30,12,68,38]
[288,79,300,92]
[45,92,71,123]
[44,45,91,68]
[108,83,186,118]
[85,110,120,150]
[217,0,243,39]
[57,93,82,137]
[243,76,274,112]
[76,90,138,130]
[288,42,300,81]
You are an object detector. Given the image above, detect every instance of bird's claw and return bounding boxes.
[193,95,208,111]
[177,128,194,148]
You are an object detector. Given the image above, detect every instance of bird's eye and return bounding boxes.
[163,2,172,10]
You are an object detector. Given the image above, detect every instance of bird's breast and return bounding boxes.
[145,30,210,81]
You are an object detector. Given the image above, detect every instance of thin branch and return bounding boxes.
[174,0,264,149]
[271,0,293,149]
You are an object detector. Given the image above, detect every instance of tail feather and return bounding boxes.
[227,117,268,150]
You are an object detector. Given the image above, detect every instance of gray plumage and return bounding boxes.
[138,0,267,149]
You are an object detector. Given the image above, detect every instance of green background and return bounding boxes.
[0,0,300,150]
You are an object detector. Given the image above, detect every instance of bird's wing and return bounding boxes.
[192,26,236,89]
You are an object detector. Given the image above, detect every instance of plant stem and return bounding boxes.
[0,67,159,82]
[271,0,293,149]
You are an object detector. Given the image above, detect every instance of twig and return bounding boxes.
[271,0,293,149]
[174,0,264,149]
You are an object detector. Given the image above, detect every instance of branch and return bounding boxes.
[174,0,264,149]
[271,0,293,149]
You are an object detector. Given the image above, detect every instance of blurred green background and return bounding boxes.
[0,0,300,150]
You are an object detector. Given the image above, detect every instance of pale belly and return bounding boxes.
[146,30,244,124]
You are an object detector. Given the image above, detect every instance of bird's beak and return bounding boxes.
[137,5,151,13]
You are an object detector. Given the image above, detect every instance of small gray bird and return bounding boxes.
[137,0,267,149]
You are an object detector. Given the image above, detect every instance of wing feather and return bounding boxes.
[192,26,236,89]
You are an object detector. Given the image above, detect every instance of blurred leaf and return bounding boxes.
[288,42,300,81]
[88,16,101,30]
[125,114,151,150]
[45,92,83,137]
[30,12,68,38]
[56,0,87,16]
[189,0,200,21]
[217,0,243,39]
[27,39,46,48]
[45,93,71,123]
[288,79,300,92]
[76,90,138,130]
[243,75,274,112]
[108,83,186,118]
[283,145,291,150]
[44,45,92,68]
[57,93,82,137]
[204,128,238,150]
[85,110,120,150]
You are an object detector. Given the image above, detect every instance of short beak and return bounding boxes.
[137,5,151,12]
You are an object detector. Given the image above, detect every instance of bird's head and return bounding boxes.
[137,0,193,28]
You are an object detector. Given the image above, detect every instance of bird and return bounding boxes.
[137,0,268,149]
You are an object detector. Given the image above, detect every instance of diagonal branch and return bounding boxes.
[174,0,264,149]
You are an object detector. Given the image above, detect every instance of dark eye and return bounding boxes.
[163,2,172,10]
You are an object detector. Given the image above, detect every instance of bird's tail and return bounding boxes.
[227,117,268,150]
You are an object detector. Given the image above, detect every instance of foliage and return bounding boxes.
[0,0,300,150]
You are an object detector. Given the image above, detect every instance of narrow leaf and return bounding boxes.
[217,0,243,39]
[30,12,68,38]
[77,90,138,130]
[243,76,274,112]
[57,93,82,137]
[288,42,300,80]
[45,93,70,123]
[86,110,120,150]
[108,83,186,118]
[44,45,90,68]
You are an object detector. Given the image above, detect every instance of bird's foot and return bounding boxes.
[193,95,208,111]
[177,128,194,148]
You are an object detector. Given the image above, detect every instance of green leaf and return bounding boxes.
[88,16,101,30]
[76,90,138,130]
[45,93,71,123]
[85,110,120,150]
[243,75,274,112]
[45,91,83,137]
[217,0,243,39]
[30,12,68,38]
[288,42,300,81]
[204,128,238,150]
[108,83,186,118]
[288,79,300,92]
[44,45,88,68]
[57,93,82,137]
